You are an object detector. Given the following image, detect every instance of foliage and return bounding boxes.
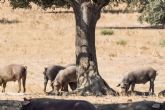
[107,0,165,26]
[9,0,149,9]
[8,0,165,26]
[101,29,114,36]
[139,0,165,26]
[104,0,149,11]
[10,0,31,9]
[124,0,149,10]
[160,39,165,47]
[116,40,127,46]
[9,0,68,9]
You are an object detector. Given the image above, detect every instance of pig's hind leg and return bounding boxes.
[149,79,155,95]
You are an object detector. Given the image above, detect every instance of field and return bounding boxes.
[0,2,165,109]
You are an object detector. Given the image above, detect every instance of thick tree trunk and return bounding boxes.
[71,1,118,96]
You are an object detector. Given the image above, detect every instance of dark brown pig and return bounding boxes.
[117,67,157,95]
[43,64,77,93]
[43,65,65,92]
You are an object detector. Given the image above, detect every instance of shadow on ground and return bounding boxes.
[45,9,139,14]
[98,25,165,30]
[0,98,165,110]
[102,9,139,14]
[97,101,165,110]
[0,18,20,24]
[45,10,73,14]
[126,91,155,96]
[0,100,22,110]
[0,98,96,110]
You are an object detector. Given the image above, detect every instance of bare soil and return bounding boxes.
[0,3,165,108]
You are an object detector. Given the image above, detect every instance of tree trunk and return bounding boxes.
[70,1,118,96]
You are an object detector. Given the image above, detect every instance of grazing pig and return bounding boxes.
[53,66,77,94]
[64,64,76,67]
[117,67,157,95]
[43,64,77,93]
[21,98,96,110]
[43,65,65,92]
[0,64,27,93]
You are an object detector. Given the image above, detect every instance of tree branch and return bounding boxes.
[92,0,110,8]
[64,0,77,7]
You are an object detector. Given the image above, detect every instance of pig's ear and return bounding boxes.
[45,67,47,71]
[24,66,27,70]
[117,83,121,87]
[22,97,31,106]
[23,97,29,101]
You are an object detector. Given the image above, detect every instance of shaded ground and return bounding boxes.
[0,98,165,110]
[98,25,165,29]
[0,18,20,24]
[97,101,165,110]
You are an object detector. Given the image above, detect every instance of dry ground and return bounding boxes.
[0,3,165,106]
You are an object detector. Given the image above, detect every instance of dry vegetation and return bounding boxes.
[0,2,165,106]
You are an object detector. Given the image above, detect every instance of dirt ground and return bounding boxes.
[0,3,165,107]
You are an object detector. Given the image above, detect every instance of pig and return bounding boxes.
[43,64,77,93]
[158,90,165,97]
[0,64,27,93]
[43,65,65,92]
[21,98,96,110]
[64,64,76,67]
[53,66,77,95]
[117,67,157,95]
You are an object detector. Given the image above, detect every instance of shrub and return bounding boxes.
[139,0,165,26]
[116,40,127,46]
[101,29,114,36]
[160,39,165,47]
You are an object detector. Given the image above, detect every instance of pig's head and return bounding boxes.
[43,67,47,75]
[53,81,61,95]
[117,81,130,94]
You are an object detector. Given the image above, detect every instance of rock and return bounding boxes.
[1,105,8,110]
[135,104,149,110]
[13,102,21,107]
[119,104,127,109]
[152,103,160,109]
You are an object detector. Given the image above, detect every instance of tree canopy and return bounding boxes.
[10,0,68,9]
[8,0,165,26]
[139,0,165,26]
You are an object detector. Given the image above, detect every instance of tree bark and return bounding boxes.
[69,0,118,96]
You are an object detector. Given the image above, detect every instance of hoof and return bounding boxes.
[62,92,68,96]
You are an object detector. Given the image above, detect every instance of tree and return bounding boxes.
[69,0,118,96]
[8,0,118,96]
[139,0,165,26]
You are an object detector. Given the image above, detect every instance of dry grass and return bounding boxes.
[0,3,165,104]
